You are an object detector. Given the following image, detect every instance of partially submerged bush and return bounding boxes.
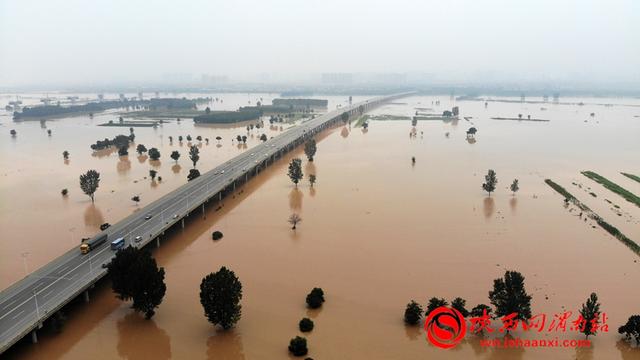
[299,317,314,332]
[306,288,325,309]
[288,336,308,356]
[61,188,68,196]
[212,231,224,240]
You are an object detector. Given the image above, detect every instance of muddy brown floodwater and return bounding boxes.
[2,94,640,359]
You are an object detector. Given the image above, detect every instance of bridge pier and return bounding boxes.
[202,203,205,218]
[84,290,90,303]
[31,330,38,344]
[181,218,185,228]
[156,237,160,248]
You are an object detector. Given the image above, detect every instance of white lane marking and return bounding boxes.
[11,310,25,320]
[41,289,55,299]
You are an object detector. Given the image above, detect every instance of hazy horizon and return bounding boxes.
[1,0,639,88]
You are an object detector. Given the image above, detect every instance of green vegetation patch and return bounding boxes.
[581,171,640,208]
[368,114,411,121]
[353,115,369,127]
[194,109,262,124]
[544,178,640,256]
[621,172,640,184]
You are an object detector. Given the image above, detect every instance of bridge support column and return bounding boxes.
[84,290,90,303]
[202,203,205,217]
[31,330,38,344]
[181,219,185,228]
[156,237,160,248]
[219,192,221,201]
[233,181,236,191]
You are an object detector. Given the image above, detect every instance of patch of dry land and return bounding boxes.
[2,94,640,359]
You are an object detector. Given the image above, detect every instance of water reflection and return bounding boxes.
[509,197,518,214]
[288,188,303,211]
[150,160,162,168]
[309,187,316,197]
[483,197,495,219]
[616,339,640,360]
[83,204,105,228]
[117,156,131,174]
[206,330,245,360]
[137,155,148,164]
[172,164,182,174]
[467,137,477,144]
[574,345,594,360]
[117,313,171,360]
[304,162,316,177]
[64,159,70,166]
[340,127,349,138]
[404,325,420,341]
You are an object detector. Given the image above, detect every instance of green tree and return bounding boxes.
[470,304,492,318]
[341,111,349,123]
[205,107,211,114]
[306,287,325,309]
[118,146,128,156]
[579,293,601,338]
[187,169,201,181]
[131,195,140,205]
[200,266,243,330]
[148,148,161,161]
[618,315,640,344]
[178,135,183,142]
[189,145,200,168]
[79,169,100,203]
[62,150,70,160]
[170,150,180,163]
[404,300,423,325]
[288,336,308,357]
[451,297,470,317]
[488,270,532,328]
[425,297,448,316]
[288,158,304,186]
[136,144,147,155]
[149,170,157,181]
[510,179,519,195]
[260,134,267,142]
[482,169,498,196]
[309,174,316,187]
[241,135,247,143]
[107,246,166,319]
[186,135,192,142]
[304,139,317,161]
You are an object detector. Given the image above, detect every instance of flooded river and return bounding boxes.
[1,94,639,359]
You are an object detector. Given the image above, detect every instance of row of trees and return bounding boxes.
[404,270,609,340]
[289,287,326,356]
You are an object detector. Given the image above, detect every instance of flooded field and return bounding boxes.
[2,94,640,359]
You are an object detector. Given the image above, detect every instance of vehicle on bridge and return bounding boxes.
[110,237,125,250]
[80,234,107,254]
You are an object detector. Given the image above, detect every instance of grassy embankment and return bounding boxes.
[353,115,369,127]
[621,172,640,184]
[490,117,550,122]
[581,171,640,208]
[544,179,640,256]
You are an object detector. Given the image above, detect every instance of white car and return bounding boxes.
[172,214,179,219]
[144,214,153,220]
[134,236,143,243]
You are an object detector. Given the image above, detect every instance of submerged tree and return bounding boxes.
[118,146,128,156]
[482,169,498,196]
[304,139,317,161]
[131,195,141,205]
[170,150,181,163]
[187,169,201,181]
[341,111,349,123]
[189,145,200,168]
[149,169,157,181]
[299,318,314,332]
[136,144,147,155]
[200,266,243,330]
[288,336,308,357]
[79,169,100,203]
[288,213,302,230]
[451,297,470,317]
[62,150,70,160]
[287,158,304,186]
[107,246,166,319]
[488,270,532,327]
[404,300,423,325]
[148,147,161,161]
[579,293,601,339]
[306,287,325,309]
[618,315,640,345]
[510,179,519,195]
[425,297,448,316]
[309,174,316,187]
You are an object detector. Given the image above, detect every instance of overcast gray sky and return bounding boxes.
[0,0,638,86]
